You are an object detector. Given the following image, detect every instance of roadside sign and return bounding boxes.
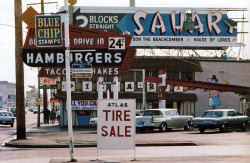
[36,98,42,105]
[35,15,62,47]
[97,99,136,149]
[99,81,116,85]
[72,7,240,48]
[108,37,125,50]
[72,63,93,78]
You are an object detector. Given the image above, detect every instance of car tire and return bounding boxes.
[11,123,13,127]
[184,122,191,131]
[220,124,227,133]
[159,123,167,132]
[242,121,248,131]
[199,127,205,133]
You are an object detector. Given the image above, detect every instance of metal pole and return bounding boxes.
[142,69,146,110]
[130,0,135,7]
[37,0,44,128]
[64,0,75,161]
[113,77,118,99]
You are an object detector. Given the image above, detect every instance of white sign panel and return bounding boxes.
[174,85,184,92]
[82,81,92,92]
[62,81,75,91]
[97,99,136,149]
[40,77,59,85]
[125,82,134,92]
[147,82,156,92]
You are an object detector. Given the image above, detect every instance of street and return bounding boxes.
[0,114,250,163]
[0,111,42,145]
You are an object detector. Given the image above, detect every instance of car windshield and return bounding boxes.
[142,111,163,116]
[0,112,13,116]
[201,111,223,117]
[142,111,152,116]
[11,108,16,112]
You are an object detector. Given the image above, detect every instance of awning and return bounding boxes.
[55,92,197,102]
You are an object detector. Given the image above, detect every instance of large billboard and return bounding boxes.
[72,7,241,48]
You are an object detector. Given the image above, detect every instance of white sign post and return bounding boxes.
[97,99,136,150]
[64,0,75,161]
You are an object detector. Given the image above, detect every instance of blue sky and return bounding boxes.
[0,0,249,91]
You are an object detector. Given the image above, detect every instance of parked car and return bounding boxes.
[29,107,35,112]
[190,109,249,133]
[0,111,15,127]
[136,110,144,116]
[89,118,97,126]
[10,108,16,117]
[136,109,193,132]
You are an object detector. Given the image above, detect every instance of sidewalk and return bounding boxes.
[5,122,196,148]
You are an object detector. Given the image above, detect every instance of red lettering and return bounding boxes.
[125,126,132,137]
[117,126,124,137]
[101,126,108,137]
[103,110,111,121]
[110,126,116,137]
[116,110,122,121]
[124,110,131,121]
[112,110,115,121]
[85,83,89,89]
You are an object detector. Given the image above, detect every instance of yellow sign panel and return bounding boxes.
[68,0,77,5]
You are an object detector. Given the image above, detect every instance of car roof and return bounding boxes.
[205,109,236,112]
[0,111,13,113]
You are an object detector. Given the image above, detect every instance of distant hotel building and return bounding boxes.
[0,81,16,107]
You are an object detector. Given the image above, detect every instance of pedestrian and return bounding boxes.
[57,109,60,122]
[44,108,50,124]
[50,109,56,125]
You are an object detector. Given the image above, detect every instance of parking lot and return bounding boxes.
[136,127,250,146]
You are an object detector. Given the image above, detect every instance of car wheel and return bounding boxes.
[220,124,227,133]
[159,123,167,132]
[199,127,205,133]
[184,122,191,131]
[242,121,248,131]
[11,124,13,127]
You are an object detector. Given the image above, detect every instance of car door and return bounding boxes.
[170,110,181,128]
[227,111,237,127]
[164,110,174,127]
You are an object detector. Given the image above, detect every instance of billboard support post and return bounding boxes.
[64,0,75,161]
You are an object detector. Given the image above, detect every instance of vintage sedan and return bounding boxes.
[190,109,249,133]
[0,111,15,127]
[136,109,193,132]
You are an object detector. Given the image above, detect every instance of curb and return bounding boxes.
[5,142,197,148]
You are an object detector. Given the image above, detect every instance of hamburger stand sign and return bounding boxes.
[20,6,137,158]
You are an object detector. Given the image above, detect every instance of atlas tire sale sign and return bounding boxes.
[97,99,136,149]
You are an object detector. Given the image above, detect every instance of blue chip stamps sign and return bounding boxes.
[97,99,136,149]
[35,15,62,47]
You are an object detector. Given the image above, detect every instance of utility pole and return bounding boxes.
[15,0,26,139]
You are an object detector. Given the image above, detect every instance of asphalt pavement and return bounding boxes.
[3,122,250,163]
[5,122,196,148]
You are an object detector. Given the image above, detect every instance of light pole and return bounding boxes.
[64,0,75,161]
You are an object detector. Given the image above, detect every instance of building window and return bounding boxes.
[167,72,179,79]
[181,72,194,80]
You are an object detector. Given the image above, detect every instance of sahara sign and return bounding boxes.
[72,7,240,48]
[35,15,62,47]
[97,99,136,149]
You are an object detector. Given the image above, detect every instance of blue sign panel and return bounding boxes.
[72,7,240,48]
